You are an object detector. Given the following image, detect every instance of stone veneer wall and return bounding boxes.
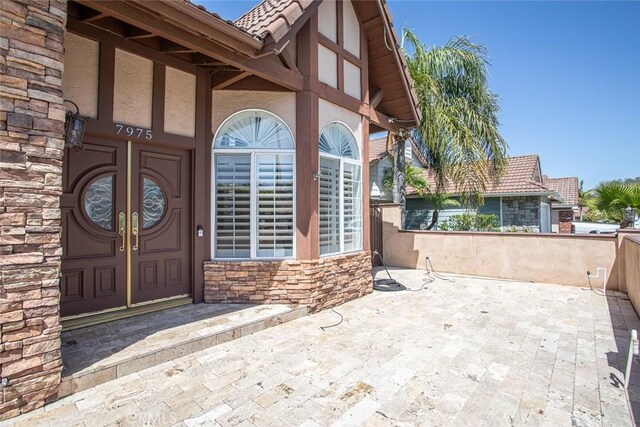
[558,210,573,234]
[1,0,67,420]
[204,251,372,313]
[501,196,541,232]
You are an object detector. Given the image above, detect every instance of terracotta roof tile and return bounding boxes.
[406,155,557,196]
[369,137,388,162]
[543,176,579,206]
[235,0,314,42]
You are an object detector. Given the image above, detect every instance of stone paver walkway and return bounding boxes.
[7,268,640,426]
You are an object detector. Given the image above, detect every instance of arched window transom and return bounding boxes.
[319,122,359,159]
[214,110,294,150]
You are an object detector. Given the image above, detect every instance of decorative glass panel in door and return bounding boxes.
[83,175,114,230]
[142,177,166,229]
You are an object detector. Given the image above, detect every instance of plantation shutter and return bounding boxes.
[319,157,341,255]
[343,163,362,252]
[215,155,251,258]
[256,154,294,257]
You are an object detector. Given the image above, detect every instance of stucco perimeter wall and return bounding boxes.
[619,234,640,317]
[1,0,67,419]
[204,251,372,313]
[381,205,620,289]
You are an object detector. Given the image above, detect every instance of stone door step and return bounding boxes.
[59,303,307,398]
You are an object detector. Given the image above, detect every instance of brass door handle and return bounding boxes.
[131,211,139,251]
[118,212,126,252]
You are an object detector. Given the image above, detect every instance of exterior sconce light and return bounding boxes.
[312,170,323,181]
[624,206,635,228]
[63,100,89,150]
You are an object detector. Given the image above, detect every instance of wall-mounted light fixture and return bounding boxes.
[312,170,323,181]
[63,100,89,150]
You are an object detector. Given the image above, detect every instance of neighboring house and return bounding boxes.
[542,176,580,233]
[403,155,563,232]
[2,0,419,418]
[369,135,427,202]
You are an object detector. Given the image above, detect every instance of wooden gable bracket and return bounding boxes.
[212,71,251,90]
[370,89,384,109]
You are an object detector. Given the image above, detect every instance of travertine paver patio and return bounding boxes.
[8,268,640,426]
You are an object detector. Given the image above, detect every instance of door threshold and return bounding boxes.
[61,296,193,331]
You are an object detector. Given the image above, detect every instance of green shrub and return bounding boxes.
[439,213,499,231]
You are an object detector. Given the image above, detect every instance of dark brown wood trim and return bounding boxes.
[193,67,211,304]
[77,0,303,91]
[310,79,366,115]
[298,13,318,89]
[152,62,166,135]
[97,37,115,123]
[296,14,320,260]
[318,34,362,68]
[370,108,401,133]
[68,18,197,74]
[362,116,371,251]
[212,71,251,90]
[278,48,299,74]
[336,0,344,92]
[370,89,384,109]
[295,91,320,260]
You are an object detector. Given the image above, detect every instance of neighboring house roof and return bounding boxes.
[406,155,563,201]
[369,135,428,166]
[369,137,389,162]
[543,176,579,208]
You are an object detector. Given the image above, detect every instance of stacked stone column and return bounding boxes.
[1,0,67,419]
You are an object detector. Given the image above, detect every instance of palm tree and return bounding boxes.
[422,193,461,230]
[590,181,640,225]
[401,30,508,205]
[383,164,459,230]
[577,179,593,221]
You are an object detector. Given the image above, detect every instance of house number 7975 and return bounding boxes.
[115,124,152,139]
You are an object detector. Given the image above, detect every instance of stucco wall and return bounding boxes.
[343,0,360,57]
[211,91,296,139]
[62,32,99,119]
[318,0,337,42]
[344,60,361,100]
[619,232,640,316]
[164,67,196,137]
[113,48,153,128]
[318,44,338,88]
[381,205,620,289]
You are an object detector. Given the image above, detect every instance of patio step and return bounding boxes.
[58,303,307,398]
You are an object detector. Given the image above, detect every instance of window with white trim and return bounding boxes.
[319,122,362,256]
[213,110,295,259]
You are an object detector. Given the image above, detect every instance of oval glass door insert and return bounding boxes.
[83,175,114,230]
[142,177,166,229]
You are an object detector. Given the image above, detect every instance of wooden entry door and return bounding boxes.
[61,139,192,317]
[130,145,191,304]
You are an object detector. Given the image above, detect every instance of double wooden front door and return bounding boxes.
[61,137,191,317]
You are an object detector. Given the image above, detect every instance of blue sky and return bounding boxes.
[198,1,639,189]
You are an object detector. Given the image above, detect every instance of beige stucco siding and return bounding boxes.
[63,32,99,119]
[318,45,338,88]
[211,91,296,140]
[164,67,196,137]
[343,60,361,100]
[343,0,360,57]
[319,98,363,158]
[318,0,337,42]
[113,49,153,129]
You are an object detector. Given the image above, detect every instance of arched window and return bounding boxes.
[318,122,362,255]
[213,110,295,259]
